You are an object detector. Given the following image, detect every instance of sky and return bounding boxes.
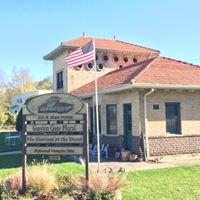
[0,0,200,83]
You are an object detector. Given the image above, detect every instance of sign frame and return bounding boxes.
[21,93,89,193]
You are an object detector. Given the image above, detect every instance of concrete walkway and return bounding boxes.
[89,154,200,172]
[0,151,21,156]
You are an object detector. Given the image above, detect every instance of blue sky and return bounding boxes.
[0,0,200,82]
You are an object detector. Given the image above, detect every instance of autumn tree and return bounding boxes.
[0,68,37,129]
[9,68,37,93]
[37,76,53,90]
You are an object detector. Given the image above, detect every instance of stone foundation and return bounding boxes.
[149,135,200,156]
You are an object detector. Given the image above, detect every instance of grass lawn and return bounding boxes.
[122,166,200,200]
[0,154,200,199]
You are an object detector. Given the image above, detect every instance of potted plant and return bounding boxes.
[121,149,130,161]
[129,154,138,162]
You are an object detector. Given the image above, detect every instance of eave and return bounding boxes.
[76,83,200,98]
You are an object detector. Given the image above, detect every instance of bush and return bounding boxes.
[56,174,77,196]
[75,172,128,200]
[77,172,128,192]
[87,189,115,200]
[4,172,22,196]
[27,161,57,196]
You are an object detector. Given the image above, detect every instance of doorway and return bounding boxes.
[123,103,132,150]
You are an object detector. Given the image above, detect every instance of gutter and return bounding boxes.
[78,83,200,98]
[143,88,155,161]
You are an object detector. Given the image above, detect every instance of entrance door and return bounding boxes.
[123,103,132,150]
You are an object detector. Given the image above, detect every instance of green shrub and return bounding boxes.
[57,174,76,195]
[87,189,115,200]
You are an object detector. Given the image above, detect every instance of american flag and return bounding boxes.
[65,40,94,67]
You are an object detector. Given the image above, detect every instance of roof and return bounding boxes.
[71,56,200,96]
[135,57,200,85]
[44,36,159,60]
[71,57,156,95]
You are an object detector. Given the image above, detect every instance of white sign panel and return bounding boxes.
[26,114,84,121]
[27,147,83,155]
[26,124,83,132]
[27,135,83,144]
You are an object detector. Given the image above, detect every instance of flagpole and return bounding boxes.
[93,38,101,172]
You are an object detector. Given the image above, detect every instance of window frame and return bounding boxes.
[56,71,63,90]
[165,102,181,135]
[106,104,117,135]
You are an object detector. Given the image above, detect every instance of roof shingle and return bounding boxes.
[71,56,200,96]
[71,58,155,95]
[136,57,200,85]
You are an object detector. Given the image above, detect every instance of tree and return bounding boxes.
[5,112,16,126]
[0,112,7,128]
[9,68,37,93]
[0,68,37,129]
[37,76,53,90]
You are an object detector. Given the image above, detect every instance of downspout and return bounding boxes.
[144,88,155,161]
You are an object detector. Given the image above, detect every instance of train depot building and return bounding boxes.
[44,36,200,159]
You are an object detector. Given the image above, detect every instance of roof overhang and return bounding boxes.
[78,83,200,98]
[43,44,160,61]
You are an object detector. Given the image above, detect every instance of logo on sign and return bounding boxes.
[26,93,84,115]
[39,97,73,113]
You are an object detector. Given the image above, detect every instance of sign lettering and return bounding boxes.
[27,147,83,155]
[27,135,83,144]
[26,124,83,132]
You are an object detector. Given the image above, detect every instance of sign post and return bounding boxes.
[22,115,27,194]
[22,93,89,193]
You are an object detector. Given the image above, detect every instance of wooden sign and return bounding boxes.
[26,123,83,132]
[26,114,84,121]
[26,135,83,144]
[25,93,84,116]
[27,146,83,155]
[22,93,89,193]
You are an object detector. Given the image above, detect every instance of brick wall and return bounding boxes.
[146,90,200,137]
[149,136,200,156]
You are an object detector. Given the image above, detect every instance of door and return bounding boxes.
[123,103,132,150]
[165,102,181,134]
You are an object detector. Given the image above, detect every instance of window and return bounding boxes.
[106,104,117,134]
[56,71,63,90]
[17,98,22,103]
[90,107,94,133]
[165,102,181,134]
[153,104,159,110]
[90,106,101,134]
[133,57,137,63]
[103,55,108,61]
[95,105,101,133]
[98,64,104,70]
[123,57,128,63]
[114,56,119,62]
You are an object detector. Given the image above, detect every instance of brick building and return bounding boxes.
[44,35,200,159]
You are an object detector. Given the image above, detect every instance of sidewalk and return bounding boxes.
[89,153,200,172]
[0,151,21,156]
